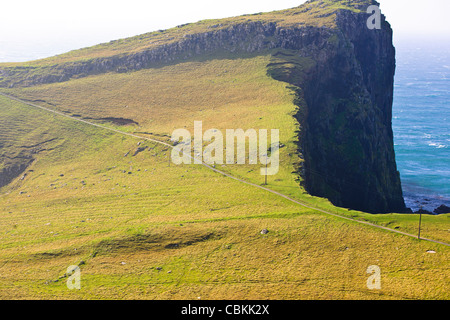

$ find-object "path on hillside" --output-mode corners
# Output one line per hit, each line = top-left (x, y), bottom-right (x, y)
(1, 91), (448, 247)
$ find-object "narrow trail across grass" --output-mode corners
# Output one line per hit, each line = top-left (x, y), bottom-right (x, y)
(1, 91), (448, 247)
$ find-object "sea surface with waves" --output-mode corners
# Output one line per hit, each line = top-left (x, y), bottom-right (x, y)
(393, 38), (450, 213)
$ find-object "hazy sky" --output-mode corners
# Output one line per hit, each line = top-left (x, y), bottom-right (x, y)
(0, 0), (449, 62)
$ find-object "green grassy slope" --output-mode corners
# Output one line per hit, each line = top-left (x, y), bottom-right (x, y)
(0, 0), (448, 300)
(0, 58), (448, 299)
(2, 51), (449, 242)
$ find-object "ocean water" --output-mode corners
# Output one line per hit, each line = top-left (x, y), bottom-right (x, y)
(393, 39), (450, 213)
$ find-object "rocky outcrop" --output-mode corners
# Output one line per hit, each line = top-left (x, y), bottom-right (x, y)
(434, 205), (450, 214)
(0, 22), (334, 87)
(0, 138), (56, 189)
(264, 5), (406, 213)
(0, 0), (406, 213)
(0, 161), (33, 189)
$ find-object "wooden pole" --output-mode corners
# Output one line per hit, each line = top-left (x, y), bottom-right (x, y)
(263, 154), (268, 185)
(418, 211), (422, 240)
(265, 161), (268, 185)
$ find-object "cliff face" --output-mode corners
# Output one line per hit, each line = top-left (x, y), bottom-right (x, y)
(0, 0), (406, 213)
(0, 22), (333, 87)
(265, 6), (406, 213)
(298, 10), (406, 213)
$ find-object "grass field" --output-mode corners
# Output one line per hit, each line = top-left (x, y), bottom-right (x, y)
(0, 51), (448, 299)
(0, 0), (448, 301)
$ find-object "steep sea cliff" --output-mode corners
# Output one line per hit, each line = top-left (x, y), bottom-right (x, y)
(0, 0), (407, 213)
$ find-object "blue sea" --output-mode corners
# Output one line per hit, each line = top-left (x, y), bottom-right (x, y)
(393, 38), (450, 213)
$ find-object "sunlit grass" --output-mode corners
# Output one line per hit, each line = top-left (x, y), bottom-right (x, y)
(0, 67), (449, 299)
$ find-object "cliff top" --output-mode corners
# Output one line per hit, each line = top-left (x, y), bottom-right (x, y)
(1, 0), (378, 67)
